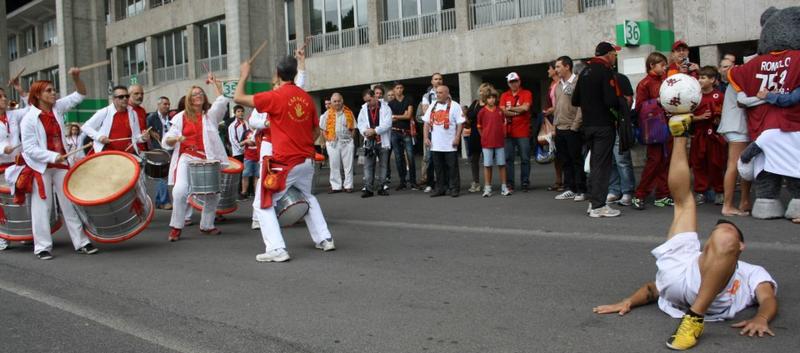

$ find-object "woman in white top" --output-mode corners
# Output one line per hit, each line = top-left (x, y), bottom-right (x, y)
(64, 123), (86, 165)
(0, 79), (29, 251)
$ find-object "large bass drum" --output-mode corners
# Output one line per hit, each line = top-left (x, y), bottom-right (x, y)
(189, 157), (243, 215)
(0, 165), (62, 241)
(275, 186), (309, 227)
(63, 151), (154, 243)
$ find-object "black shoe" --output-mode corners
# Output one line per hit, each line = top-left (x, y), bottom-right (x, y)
(77, 243), (99, 255)
(361, 191), (374, 198)
(239, 193), (249, 200)
(378, 189), (389, 196)
(450, 191), (459, 197)
(521, 183), (530, 192)
(430, 191), (446, 198)
(395, 184), (406, 191)
(328, 189), (342, 194)
(36, 251), (54, 260)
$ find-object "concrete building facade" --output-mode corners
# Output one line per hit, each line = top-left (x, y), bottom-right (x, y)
(1, 0), (793, 121)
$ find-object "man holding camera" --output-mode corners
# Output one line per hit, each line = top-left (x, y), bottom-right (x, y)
(668, 40), (700, 78)
(357, 88), (392, 198)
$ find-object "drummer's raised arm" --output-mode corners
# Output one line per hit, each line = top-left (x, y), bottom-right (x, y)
(233, 61), (254, 108)
(54, 68), (86, 118)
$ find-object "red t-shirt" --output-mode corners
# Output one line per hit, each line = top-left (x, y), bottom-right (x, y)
(728, 50), (800, 139)
(104, 111), (133, 152)
(667, 62), (699, 78)
(243, 130), (260, 161)
(477, 106), (505, 148)
(692, 89), (724, 135)
(179, 114), (205, 158)
(635, 72), (664, 108)
(499, 89), (533, 138)
(39, 111), (66, 155)
(253, 83), (317, 165)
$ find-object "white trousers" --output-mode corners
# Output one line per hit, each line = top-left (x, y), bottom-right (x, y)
(169, 154), (220, 230)
(31, 168), (89, 254)
(253, 159), (331, 251)
(326, 139), (354, 190)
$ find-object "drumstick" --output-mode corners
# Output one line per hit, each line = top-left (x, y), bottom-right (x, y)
(78, 60), (110, 72)
(62, 142), (93, 158)
(8, 67), (25, 87)
(248, 40), (269, 64)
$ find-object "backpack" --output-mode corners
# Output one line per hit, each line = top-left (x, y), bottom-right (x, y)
(636, 98), (670, 145)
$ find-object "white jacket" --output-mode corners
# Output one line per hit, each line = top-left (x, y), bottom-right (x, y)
(161, 95), (230, 185)
(20, 91), (85, 174)
(0, 95), (29, 165)
(357, 102), (392, 149)
(81, 104), (146, 155)
(227, 118), (247, 156)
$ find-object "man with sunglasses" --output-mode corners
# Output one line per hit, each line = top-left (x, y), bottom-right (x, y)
(82, 86), (149, 155)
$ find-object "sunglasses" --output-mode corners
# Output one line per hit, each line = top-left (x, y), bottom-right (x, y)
(114, 94), (130, 99)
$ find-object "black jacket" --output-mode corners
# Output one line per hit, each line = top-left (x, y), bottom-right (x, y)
(571, 57), (620, 127)
(146, 111), (168, 149)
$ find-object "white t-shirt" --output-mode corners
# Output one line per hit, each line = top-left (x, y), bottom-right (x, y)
(422, 100), (464, 152)
(651, 232), (777, 321)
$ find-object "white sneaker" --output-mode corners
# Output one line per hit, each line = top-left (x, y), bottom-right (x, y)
(695, 194), (706, 205)
(316, 239), (336, 252)
(619, 194), (633, 206)
(588, 205), (622, 218)
(587, 204), (592, 214)
(482, 185), (492, 198)
(501, 185), (511, 196)
(606, 194), (620, 203)
(0, 238), (7, 251)
(256, 248), (290, 262)
(251, 219), (260, 230)
(714, 193), (724, 205)
(574, 193), (587, 202)
(424, 186), (433, 193)
(555, 190), (576, 200)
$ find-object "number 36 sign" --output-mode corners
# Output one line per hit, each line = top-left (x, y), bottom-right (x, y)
(624, 20), (641, 47)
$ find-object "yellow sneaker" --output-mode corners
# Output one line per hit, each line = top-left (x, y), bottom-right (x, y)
(666, 314), (704, 350)
(668, 114), (693, 137)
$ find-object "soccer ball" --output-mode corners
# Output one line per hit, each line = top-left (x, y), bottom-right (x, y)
(659, 73), (702, 114)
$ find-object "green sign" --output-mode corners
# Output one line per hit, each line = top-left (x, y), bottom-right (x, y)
(623, 20), (641, 47)
(615, 20), (675, 52)
(130, 76), (138, 85)
(222, 80), (238, 98)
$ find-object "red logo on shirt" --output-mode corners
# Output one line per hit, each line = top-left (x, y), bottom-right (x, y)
(726, 280), (741, 295)
(288, 96), (311, 122)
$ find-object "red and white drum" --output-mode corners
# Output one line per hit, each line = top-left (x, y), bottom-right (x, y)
(63, 151), (154, 243)
(189, 157), (243, 215)
(0, 165), (62, 241)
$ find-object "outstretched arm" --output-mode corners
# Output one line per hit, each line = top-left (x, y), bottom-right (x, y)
(593, 281), (659, 315)
(233, 62), (255, 108)
(667, 134), (697, 238)
(731, 282), (777, 337)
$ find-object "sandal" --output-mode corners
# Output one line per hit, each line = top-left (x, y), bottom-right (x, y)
(547, 183), (564, 192)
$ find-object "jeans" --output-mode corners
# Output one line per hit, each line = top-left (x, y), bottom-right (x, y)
(155, 179), (171, 206)
(363, 148), (390, 192)
(432, 151), (460, 194)
(555, 129), (586, 193)
(391, 131), (416, 186)
(584, 126), (616, 209)
(608, 135), (636, 196)
(504, 137), (531, 187)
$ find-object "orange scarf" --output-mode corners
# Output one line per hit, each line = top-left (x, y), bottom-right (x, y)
(324, 107), (354, 142)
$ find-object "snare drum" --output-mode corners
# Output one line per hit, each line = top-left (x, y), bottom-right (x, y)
(63, 151), (154, 243)
(143, 149), (170, 179)
(0, 166), (62, 241)
(275, 186), (309, 227)
(188, 160), (221, 195)
(189, 157), (243, 214)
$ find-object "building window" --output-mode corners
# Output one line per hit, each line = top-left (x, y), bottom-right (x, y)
(285, 0), (296, 41)
(468, 0), (564, 29)
(42, 18), (57, 48)
(125, 0), (145, 17)
(155, 30), (188, 83)
(198, 19), (227, 74)
(23, 27), (36, 55)
(44, 67), (60, 93)
(8, 36), (18, 60)
(120, 41), (147, 86)
(150, 0), (173, 8)
(305, 0), (369, 53)
(380, 0), (456, 43)
(22, 73), (37, 91)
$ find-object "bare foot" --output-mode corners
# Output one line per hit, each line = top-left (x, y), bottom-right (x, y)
(739, 201), (752, 213)
(793, 218), (800, 224)
(722, 208), (749, 217)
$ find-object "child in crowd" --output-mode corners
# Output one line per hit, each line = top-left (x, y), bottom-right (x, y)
(240, 127), (260, 199)
(477, 88), (509, 197)
(632, 52), (672, 210)
(691, 66), (727, 205)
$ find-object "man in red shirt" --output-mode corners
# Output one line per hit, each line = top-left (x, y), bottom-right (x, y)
(129, 84), (149, 152)
(234, 55), (335, 263)
(499, 72), (533, 192)
(81, 85), (149, 154)
(667, 40), (700, 78)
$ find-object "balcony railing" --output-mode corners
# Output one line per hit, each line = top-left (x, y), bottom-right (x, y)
(580, 0), (615, 12)
(154, 63), (188, 84)
(119, 72), (148, 87)
(469, 0), (563, 29)
(196, 55), (227, 77)
(305, 26), (369, 55)
(286, 39), (297, 56)
(380, 9), (456, 44)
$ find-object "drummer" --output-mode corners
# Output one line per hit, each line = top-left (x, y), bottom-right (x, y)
(234, 55), (335, 263)
(129, 84), (149, 152)
(81, 85), (150, 154)
(15, 68), (98, 260)
(0, 77), (30, 251)
(162, 73), (229, 241)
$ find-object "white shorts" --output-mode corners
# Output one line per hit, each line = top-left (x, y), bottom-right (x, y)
(723, 132), (750, 143)
(651, 232), (703, 316)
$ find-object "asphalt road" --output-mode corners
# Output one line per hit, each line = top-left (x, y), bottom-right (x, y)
(1, 161), (798, 353)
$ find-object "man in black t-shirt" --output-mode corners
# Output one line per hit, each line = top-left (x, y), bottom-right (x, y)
(388, 82), (417, 190)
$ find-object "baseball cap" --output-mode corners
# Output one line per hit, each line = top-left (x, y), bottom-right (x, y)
(506, 72), (520, 82)
(594, 41), (621, 56)
(672, 40), (689, 51)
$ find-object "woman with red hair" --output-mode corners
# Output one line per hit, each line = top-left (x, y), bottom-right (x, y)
(16, 68), (96, 260)
(162, 73), (229, 241)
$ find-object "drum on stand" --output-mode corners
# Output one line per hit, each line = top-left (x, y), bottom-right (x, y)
(189, 157), (243, 215)
(63, 151), (154, 243)
(143, 149), (170, 179)
(0, 166), (62, 241)
(275, 186), (309, 227)
(188, 160), (220, 195)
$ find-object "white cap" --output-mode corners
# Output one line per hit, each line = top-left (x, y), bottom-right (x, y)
(506, 72), (520, 82)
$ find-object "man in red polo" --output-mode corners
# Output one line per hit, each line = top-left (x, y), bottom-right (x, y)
(234, 55), (335, 263)
(499, 72), (533, 192)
